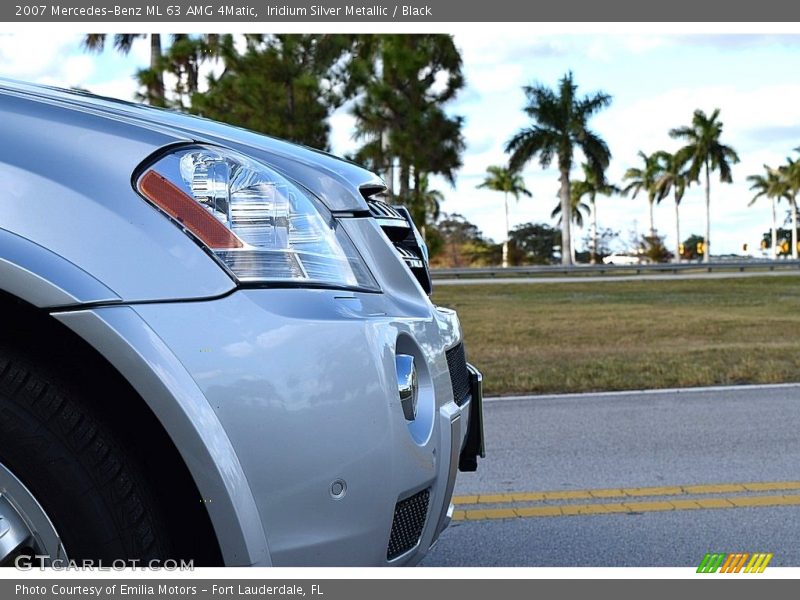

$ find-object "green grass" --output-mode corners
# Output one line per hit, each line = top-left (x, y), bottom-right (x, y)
(433, 277), (800, 396)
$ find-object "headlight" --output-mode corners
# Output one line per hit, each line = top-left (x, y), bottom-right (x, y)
(135, 145), (379, 291)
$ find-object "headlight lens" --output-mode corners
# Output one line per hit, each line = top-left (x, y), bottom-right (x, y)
(136, 145), (379, 291)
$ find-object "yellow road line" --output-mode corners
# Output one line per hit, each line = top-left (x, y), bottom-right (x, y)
(453, 480), (800, 505)
(452, 493), (800, 521)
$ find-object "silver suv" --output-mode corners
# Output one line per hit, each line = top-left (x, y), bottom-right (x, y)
(0, 79), (483, 567)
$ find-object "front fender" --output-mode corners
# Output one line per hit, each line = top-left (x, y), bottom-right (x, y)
(0, 227), (119, 308)
(52, 305), (271, 567)
(0, 93), (235, 304)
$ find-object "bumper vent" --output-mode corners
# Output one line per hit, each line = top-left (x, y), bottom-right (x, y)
(387, 488), (430, 560)
(367, 199), (433, 295)
(446, 343), (471, 407)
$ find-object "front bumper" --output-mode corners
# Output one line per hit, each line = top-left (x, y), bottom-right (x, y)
(460, 365), (486, 472)
(428, 363), (484, 546)
(110, 288), (482, 566)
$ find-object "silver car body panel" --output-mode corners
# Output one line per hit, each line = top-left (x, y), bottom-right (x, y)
(0, 78), (378, 213)
(0, 89), (236, 304)
(130, 287), (462, 565)
(52, 307), (271, 567)
(0, 80), (475, 566)
(0, 227), (120, 307)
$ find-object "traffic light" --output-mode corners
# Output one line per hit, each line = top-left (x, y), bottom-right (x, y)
(742, 243), (748, 252)
(761, 239), (768, 250)
(679, 243), (685, 255)
(697, 241), (705, 255)
(781, 241), (790, 254)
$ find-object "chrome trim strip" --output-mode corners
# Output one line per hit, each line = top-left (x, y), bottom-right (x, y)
(434, 413), (461, 539)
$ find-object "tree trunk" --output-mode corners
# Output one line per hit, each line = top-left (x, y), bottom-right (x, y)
(771, 196), (778, 260)
(559, 168), (572, 265)
(648, 196), (655, 237)
(704, 160), (711, 263)
(399, 161), (410, 204)
(674, 196), (681, 263)
(381, 130), (394, 196)
(412, 167), (423, 226)
(590, 197), (597, 265)
(286, 79), (295, 141)
(149, 34), (165, 107)
(792, 195), (798, 260)
(502, 191), (510, 268)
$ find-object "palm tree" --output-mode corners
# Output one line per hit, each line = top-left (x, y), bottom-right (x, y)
(777, 151), (800, 259)
(551, 192), (591, 227)
(747, 166), (789, 259)
(551, 189), (591, 263)
(653, 150), (690, 261)
(505, 71), (612, 265)
(622, 151), (664, 237)
(572, 163), (619, 263)
(83, 34), (165, 106)
(669, 109), (740, 263)
(477, 166), (532, 267)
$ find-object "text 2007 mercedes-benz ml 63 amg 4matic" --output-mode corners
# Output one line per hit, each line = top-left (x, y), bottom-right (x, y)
(0, 79), (483, 567)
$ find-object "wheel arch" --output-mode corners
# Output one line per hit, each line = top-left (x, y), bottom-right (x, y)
(0, 290), (270, 566)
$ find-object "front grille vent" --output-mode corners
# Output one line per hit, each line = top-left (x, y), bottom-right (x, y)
(367, 199), (433, 295)
(395, 245), (424, 269)
(366, 198), (409, 242)
(446, 343), (471, 407)
(387, 488), (430, 560)
(367, 199), (405, 220)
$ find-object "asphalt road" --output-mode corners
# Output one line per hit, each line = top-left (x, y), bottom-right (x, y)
(422, 384), (800, 567)
(434, 270), (800, 285)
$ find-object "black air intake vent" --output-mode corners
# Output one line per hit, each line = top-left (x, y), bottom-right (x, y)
(366, 199), (410, 242)
(446, 342), (471, 407)
(367, 200), (433, 295)
(387, 488), (430, 560)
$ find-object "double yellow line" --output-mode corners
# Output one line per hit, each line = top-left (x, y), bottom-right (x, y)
(451, 480), (800, 521)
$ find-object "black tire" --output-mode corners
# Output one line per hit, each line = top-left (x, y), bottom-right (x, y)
(0, 345), (172, 563)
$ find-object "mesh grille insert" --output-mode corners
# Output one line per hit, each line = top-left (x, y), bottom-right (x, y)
(387, 488), (430, 560)
(446, 343), (471, 407)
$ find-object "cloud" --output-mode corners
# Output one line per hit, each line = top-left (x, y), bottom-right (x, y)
(0, 32), (85, 80)
(450, 85), (481, 109)
(0, 33), (158, 102)
(577, 34), (800, 60)
(744, 124), (800, 146)
(455, 34), (568, 68)
(86, 76), (139, 101)
(328, 105), (358, 155)
(674, 34), (800, 50)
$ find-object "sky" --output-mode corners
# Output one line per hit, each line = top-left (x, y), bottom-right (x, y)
(3, 32), (800, 255)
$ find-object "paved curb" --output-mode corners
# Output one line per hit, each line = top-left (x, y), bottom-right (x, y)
(485, 382), (800, 403)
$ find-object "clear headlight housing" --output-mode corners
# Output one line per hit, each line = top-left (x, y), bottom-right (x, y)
(136, 145), (379, 291)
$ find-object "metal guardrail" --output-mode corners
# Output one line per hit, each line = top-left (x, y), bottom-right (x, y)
(431, 259), (800, 279)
